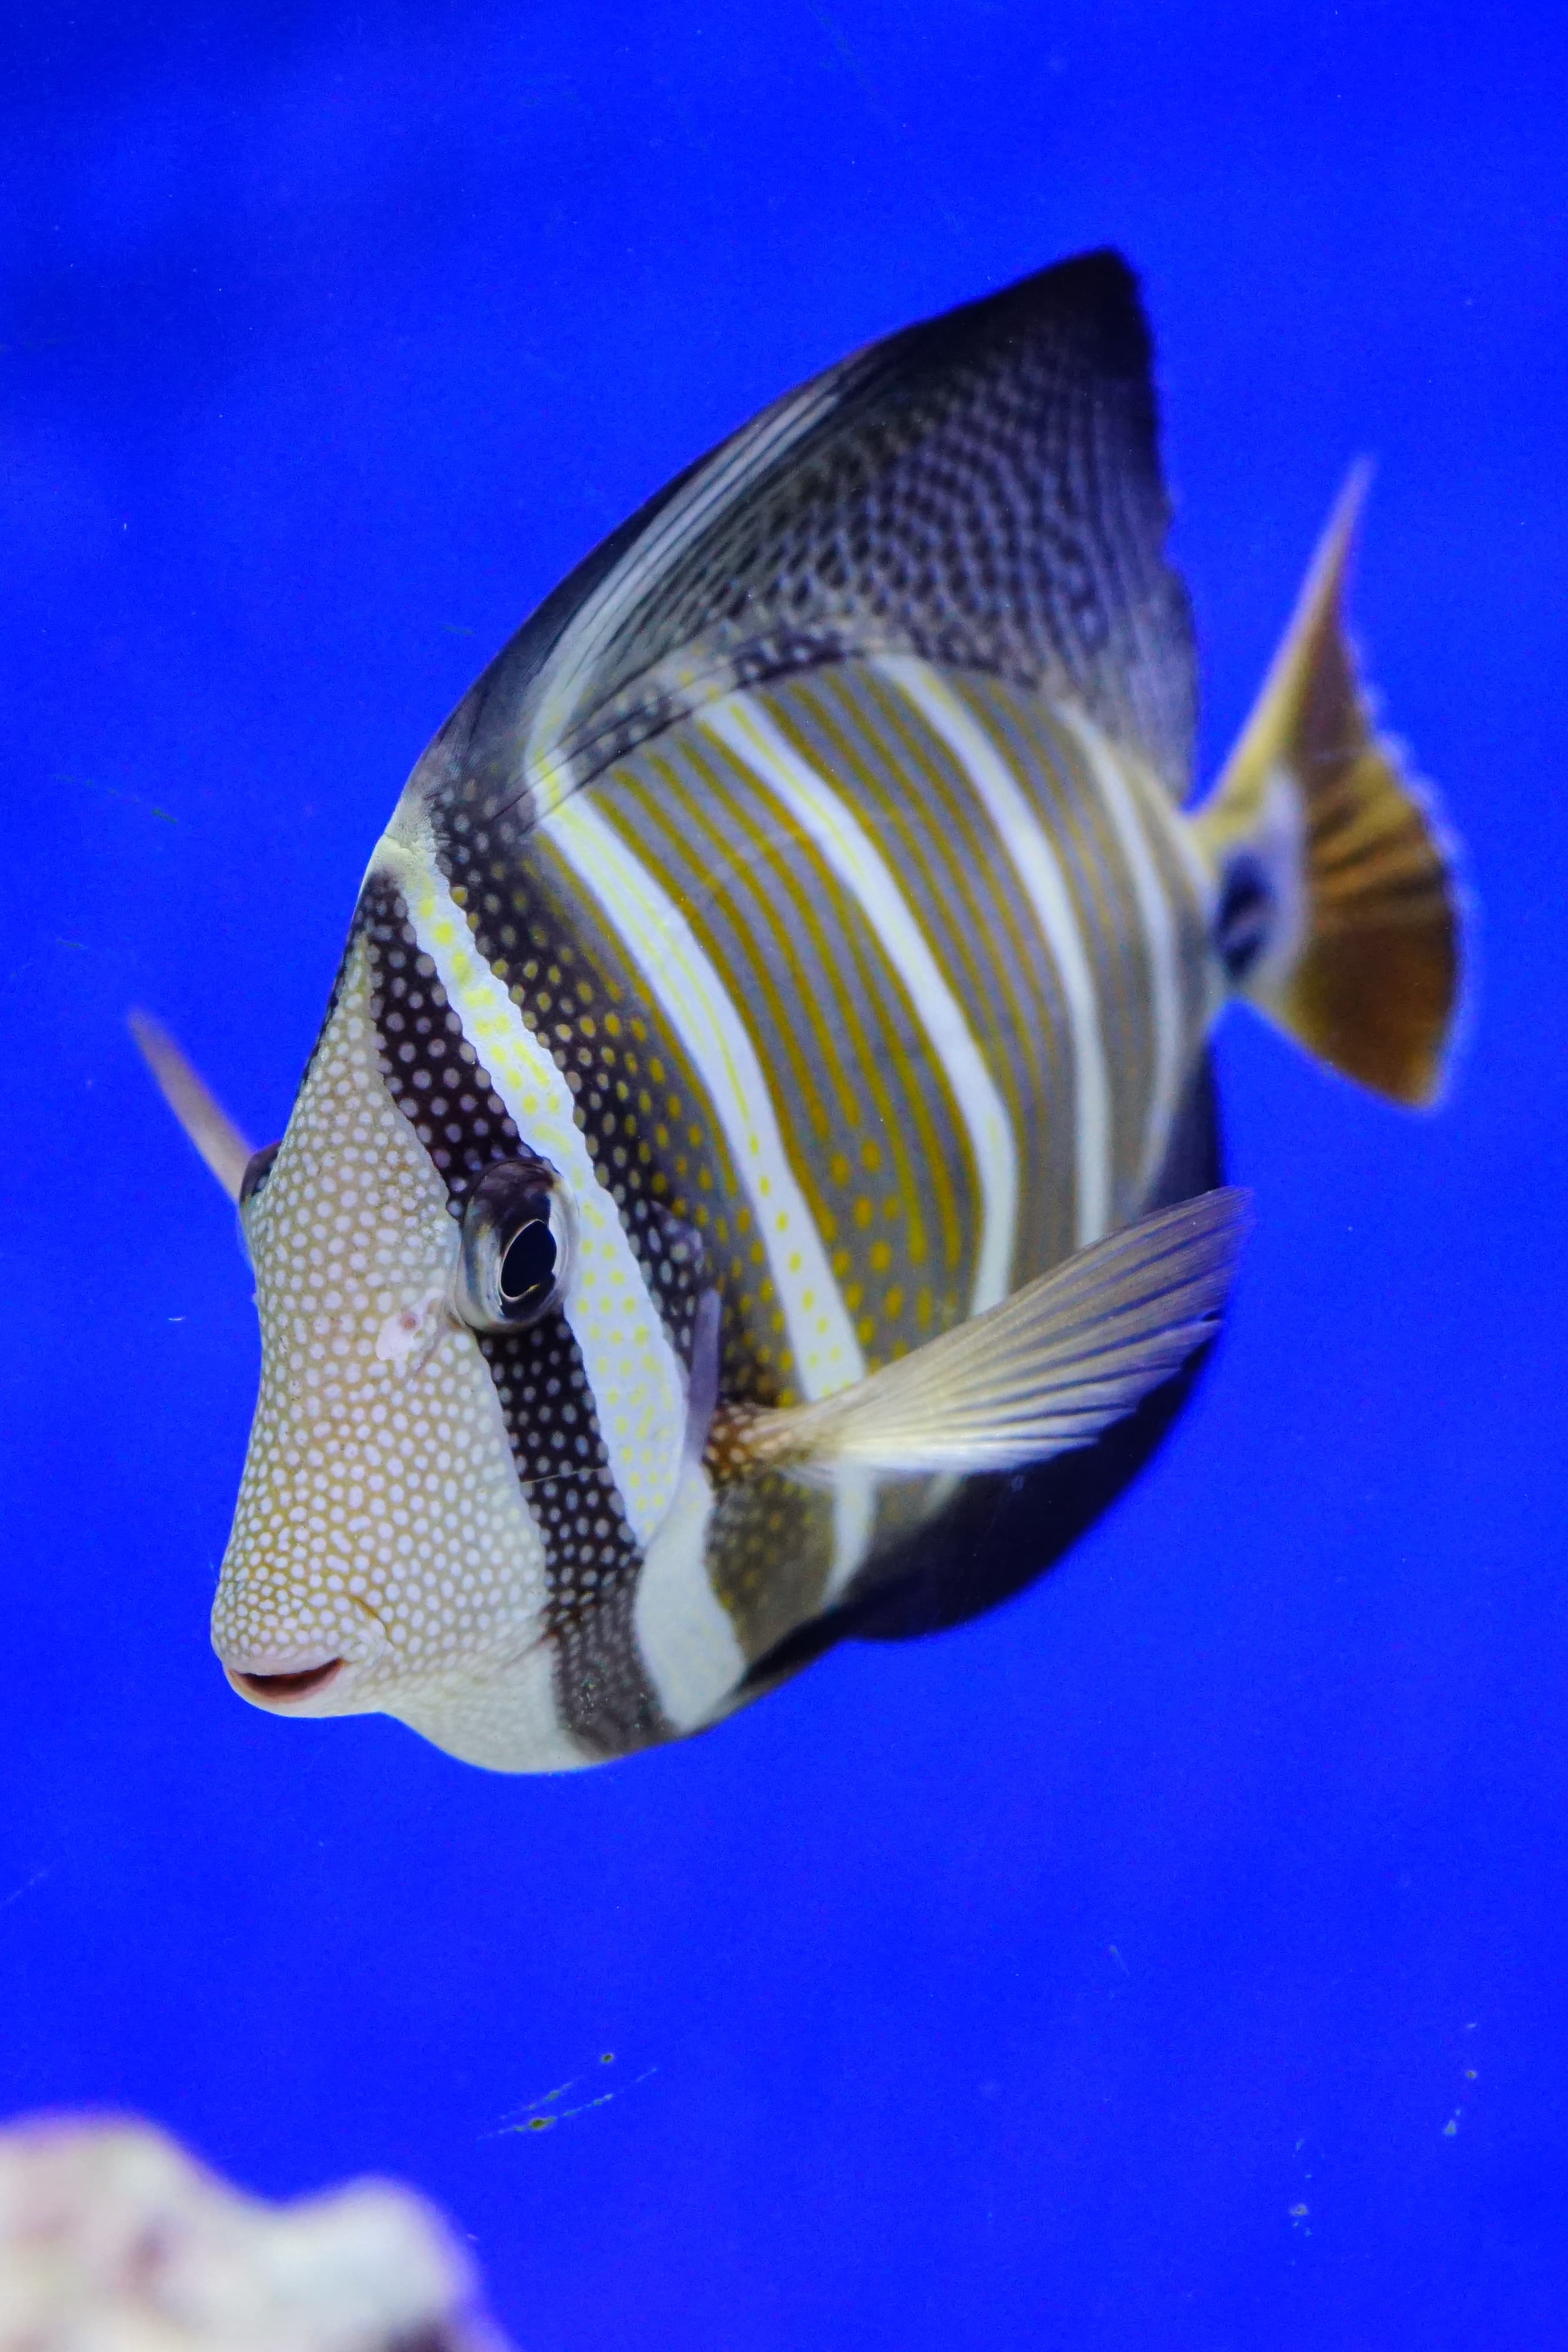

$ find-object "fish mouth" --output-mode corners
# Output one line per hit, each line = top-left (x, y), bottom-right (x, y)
(227, 1659), (345, 1705)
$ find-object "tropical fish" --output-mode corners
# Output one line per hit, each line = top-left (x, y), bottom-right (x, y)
(136, 250), (1462, 1772)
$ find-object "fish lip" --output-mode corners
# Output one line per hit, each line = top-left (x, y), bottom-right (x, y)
(225, 1658), (345, 1707)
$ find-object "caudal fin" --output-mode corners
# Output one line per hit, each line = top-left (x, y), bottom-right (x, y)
(1195, 469), (1463, 1105)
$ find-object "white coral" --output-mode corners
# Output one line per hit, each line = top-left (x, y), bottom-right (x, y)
(0, 2115), (511, 2352)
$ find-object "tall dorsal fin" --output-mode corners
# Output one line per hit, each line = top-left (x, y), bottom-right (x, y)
(400, 250), (1196, 847)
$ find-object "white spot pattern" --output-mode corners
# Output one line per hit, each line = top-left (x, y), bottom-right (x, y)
(211, 937), (577, 1766)
(377, 833), (687, 1547)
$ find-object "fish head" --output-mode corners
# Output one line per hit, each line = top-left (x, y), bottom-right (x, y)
(193, 834), (705, 1771)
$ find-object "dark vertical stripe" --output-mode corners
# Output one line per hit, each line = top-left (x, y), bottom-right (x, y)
(359, 872), (670, 1759)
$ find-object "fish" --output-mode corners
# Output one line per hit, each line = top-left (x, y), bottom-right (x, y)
(135, 249), (1463, 1773)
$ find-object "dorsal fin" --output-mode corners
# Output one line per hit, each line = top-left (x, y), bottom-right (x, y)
(400, 250), (1196, 845)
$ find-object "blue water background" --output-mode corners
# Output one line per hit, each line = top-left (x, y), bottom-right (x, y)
(3, 5), (1565, 2344)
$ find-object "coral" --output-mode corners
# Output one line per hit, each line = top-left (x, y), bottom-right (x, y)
(0, 2114), (512, 2352)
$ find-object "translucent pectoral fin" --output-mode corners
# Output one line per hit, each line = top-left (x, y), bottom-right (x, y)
(723, 1188), (1251, 1481)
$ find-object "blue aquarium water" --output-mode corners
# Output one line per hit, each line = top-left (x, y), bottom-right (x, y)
(3, 4), (1565, 2344)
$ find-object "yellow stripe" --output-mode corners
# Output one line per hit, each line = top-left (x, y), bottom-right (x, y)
(688, 726), (967, 1345)
(540, 790), (864, 1402)
(779, 673), (1044, 1187)
(877, 659), (1111, 1248)
(704, 692), (1017, 1313)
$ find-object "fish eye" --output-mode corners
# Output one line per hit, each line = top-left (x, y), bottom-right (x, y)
(239, 1142), (280, 1208)
(454, 1158), (576, 1334)
(499, 1215), (556, 1308)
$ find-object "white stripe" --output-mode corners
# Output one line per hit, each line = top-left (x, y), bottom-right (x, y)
(540, 794), (865, 1404)
(703, 692), (1019, 1314)
(633, 1460), (745, 1730)
(873, 658), (1112, 1248)
(1054, 705), (1183, 1200)
(1144, 765), (1229, 1032)
(374, 834), (687, 1548)
(823, 1469), (878, 1603)
(523, 377), (844, 815)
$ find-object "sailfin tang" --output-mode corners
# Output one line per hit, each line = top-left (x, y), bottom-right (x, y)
(1195, 469), (1463, 1105)
(129, 1010), (254, 1202)
(720, 1188), (1250, 1480)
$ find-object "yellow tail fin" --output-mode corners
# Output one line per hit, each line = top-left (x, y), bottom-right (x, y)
(1195, 468), (1463, 1106)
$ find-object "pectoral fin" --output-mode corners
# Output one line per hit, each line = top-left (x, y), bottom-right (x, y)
(129, 1010), (254, 1202)
(720, 1188), (1251, 1481)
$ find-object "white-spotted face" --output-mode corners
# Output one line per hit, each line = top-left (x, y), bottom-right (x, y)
(210, 931), (584, 1772)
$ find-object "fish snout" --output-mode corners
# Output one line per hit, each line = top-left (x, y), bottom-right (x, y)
(225, 1657), (346, 1709)
(214, 1614), (390, 1713)
(212, 1576), (397, 1716)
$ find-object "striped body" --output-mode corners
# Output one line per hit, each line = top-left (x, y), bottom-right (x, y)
(354, 662), (1221, 1753)
(206, 253), (1334, 1775)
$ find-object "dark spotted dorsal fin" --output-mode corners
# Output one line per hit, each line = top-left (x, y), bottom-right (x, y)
(403, 249), (1196, 841)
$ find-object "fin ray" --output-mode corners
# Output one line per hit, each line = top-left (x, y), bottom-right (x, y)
(1196, 470), (1463, 1105)
(403, 250), (1198, 844)
(721, 1188), (1250, 1479)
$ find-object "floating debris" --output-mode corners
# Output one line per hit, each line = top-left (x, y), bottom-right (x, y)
(489, 2049), (656, 2140)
